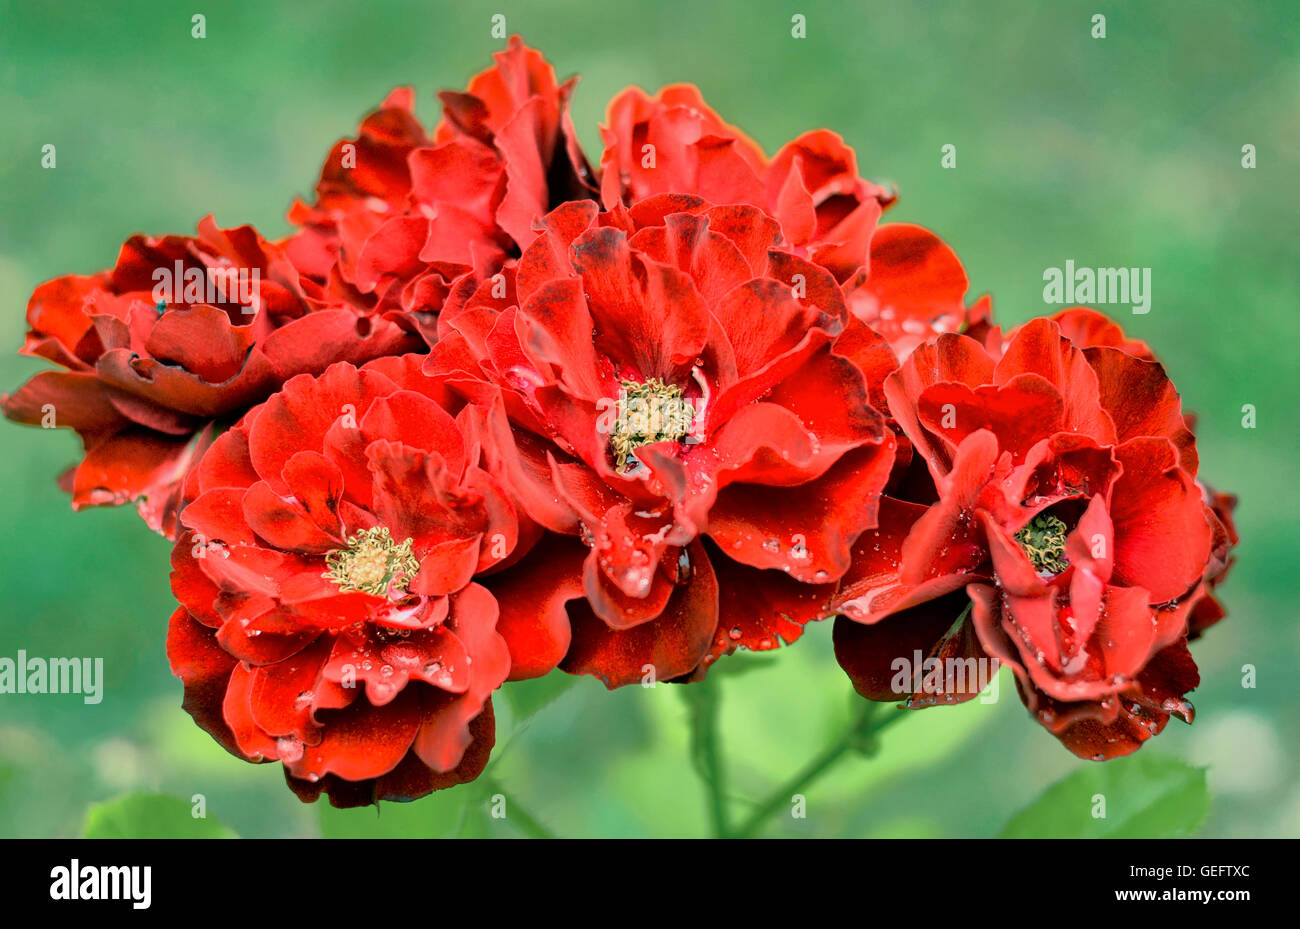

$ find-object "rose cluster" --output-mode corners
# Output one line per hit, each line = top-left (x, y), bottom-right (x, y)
(3, 39), (1236, 805)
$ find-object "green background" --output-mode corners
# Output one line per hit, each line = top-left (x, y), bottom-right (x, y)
(0, 0), (1295, 838)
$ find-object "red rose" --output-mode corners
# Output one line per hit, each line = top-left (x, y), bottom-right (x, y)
(599, 84), (894, 282)
(598, 87), (989, 360)
(832, 315), (1233, 757)
(1, 218), (417, 537)
(845, 223), (990, 359)
(284, 37), (595, 340)
(428, 195), (897, 686)
(167, 355), (541, 805)
(974, 306), (1157, 361)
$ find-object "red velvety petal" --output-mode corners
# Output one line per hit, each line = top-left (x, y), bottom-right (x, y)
(884, 332), (996, 480)
(832, 313), (899, 415)
(994, 318), (1117, 446)
(1, 370), (129, 433)
(1109, 438), (1212, 602)
(1084, 345), (1197, 474)
(693, 549), (836, 676)
(284, 701), (494, 807)
(143, 303), (259, 385)
(707, 439), (895, 583)
(850, 223), (968, 354)
(181, 486), (258, 549)
(514, 278), (609, 401)
(1051, 308), (1154, 360)
(222, 663), (280, 762)
(242, 459), (345, 555)
(412, 583), (510, 772)
(833, 590), (990, 706)
(709, 402), (834, 486)
(896, 431), (1002, 585)
(364, 440), (481, 550)
(246, 634), (333, 745)
(411, 536), (482, 597)
(248, 362), (398, 493)
(1021, 640), (1198, 760)
(710, 279), (830, 381)
(833, 495), (983, 622)
(579, 501), (680, 625)
(166, 607), (240, 756)
(493, 94), (561, 251)
(286, 684), (423, 782)
(476, 395), (580, 534)
(72, 428), (209, 537)
(359, 388), (466, 474)
(260, 308), (421, 382)
(571, 227), (710, 381)
(756, 348), (889, 475)
(217, 607), (321, 667)
(561, 540), (719, 688)
(18, 273), (108, 367)
(311, 85), (429, 207)
(515, 199), (597, 303)
(483, 535), (584, 680)
(628, 210), (754, 306)
(194, 427), (259, 494)
(917, 375), (1065, 468)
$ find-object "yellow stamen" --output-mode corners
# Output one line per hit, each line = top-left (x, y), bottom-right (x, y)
(609, 378), (695, 471)
(1014, 513), (1070, 575)
(322, 527), (419, 596)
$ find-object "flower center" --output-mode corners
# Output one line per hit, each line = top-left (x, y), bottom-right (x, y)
(609, 378), (695, 471)
(1014, 513), (1070, 575)
(322, 526), (419, 596)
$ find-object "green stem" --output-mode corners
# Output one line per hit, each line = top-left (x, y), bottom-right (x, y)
(733, 699), (907, 839)
(682, 675), (731, 838)
(484, 778), (555, 839)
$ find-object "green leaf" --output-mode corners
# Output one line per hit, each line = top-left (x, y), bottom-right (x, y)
(1000, 754), (1209, 838)
(82, 793), (237, 838)
(710, 652), (780, 680)
(501, 672), (577, 723)
(318, 785), (471, 838)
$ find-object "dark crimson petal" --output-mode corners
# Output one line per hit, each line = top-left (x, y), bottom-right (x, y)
(849, 223), (968, 355)
(884, 332), (996, 479)
(166, 608), (239, 756)
(833, 590), (987, 705)
(483, 536), (584, 681)
(287, 684), (423, 782)
(1109, 438), (1212, 602)
(1084, 345), (1197, 474)
(247, 634), (333, 744)
(285, 701), (495, 808)
(694, 549), (836, 675)
(411, 583), (510, 772)
(561, 540), (719, 688)
(917, 375), (1065, 467)
(833, 496), (981, 622)
(707, 439), (895, 583)
(1, 370), (128, 432)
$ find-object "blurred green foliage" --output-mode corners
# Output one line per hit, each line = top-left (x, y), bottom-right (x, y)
(0, 0), (1295, 838)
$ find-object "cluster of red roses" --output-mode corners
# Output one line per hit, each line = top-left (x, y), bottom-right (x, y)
(3, 39), (1236, 806)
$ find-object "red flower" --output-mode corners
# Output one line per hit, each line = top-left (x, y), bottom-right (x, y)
(831, 315), (1234, 758)
(975, 306), (1156, 362)
(599, 85), (894, 282)
(845, 223), (990, 359)
(429, 195), (897, 686)
(1, 218), (417, 537)
(284, 37), (594, 340)
(597, 87), (987, 360)
(167, 355), (541, 805)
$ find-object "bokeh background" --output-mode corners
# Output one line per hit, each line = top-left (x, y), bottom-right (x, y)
(0, 0), (1296, 838)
